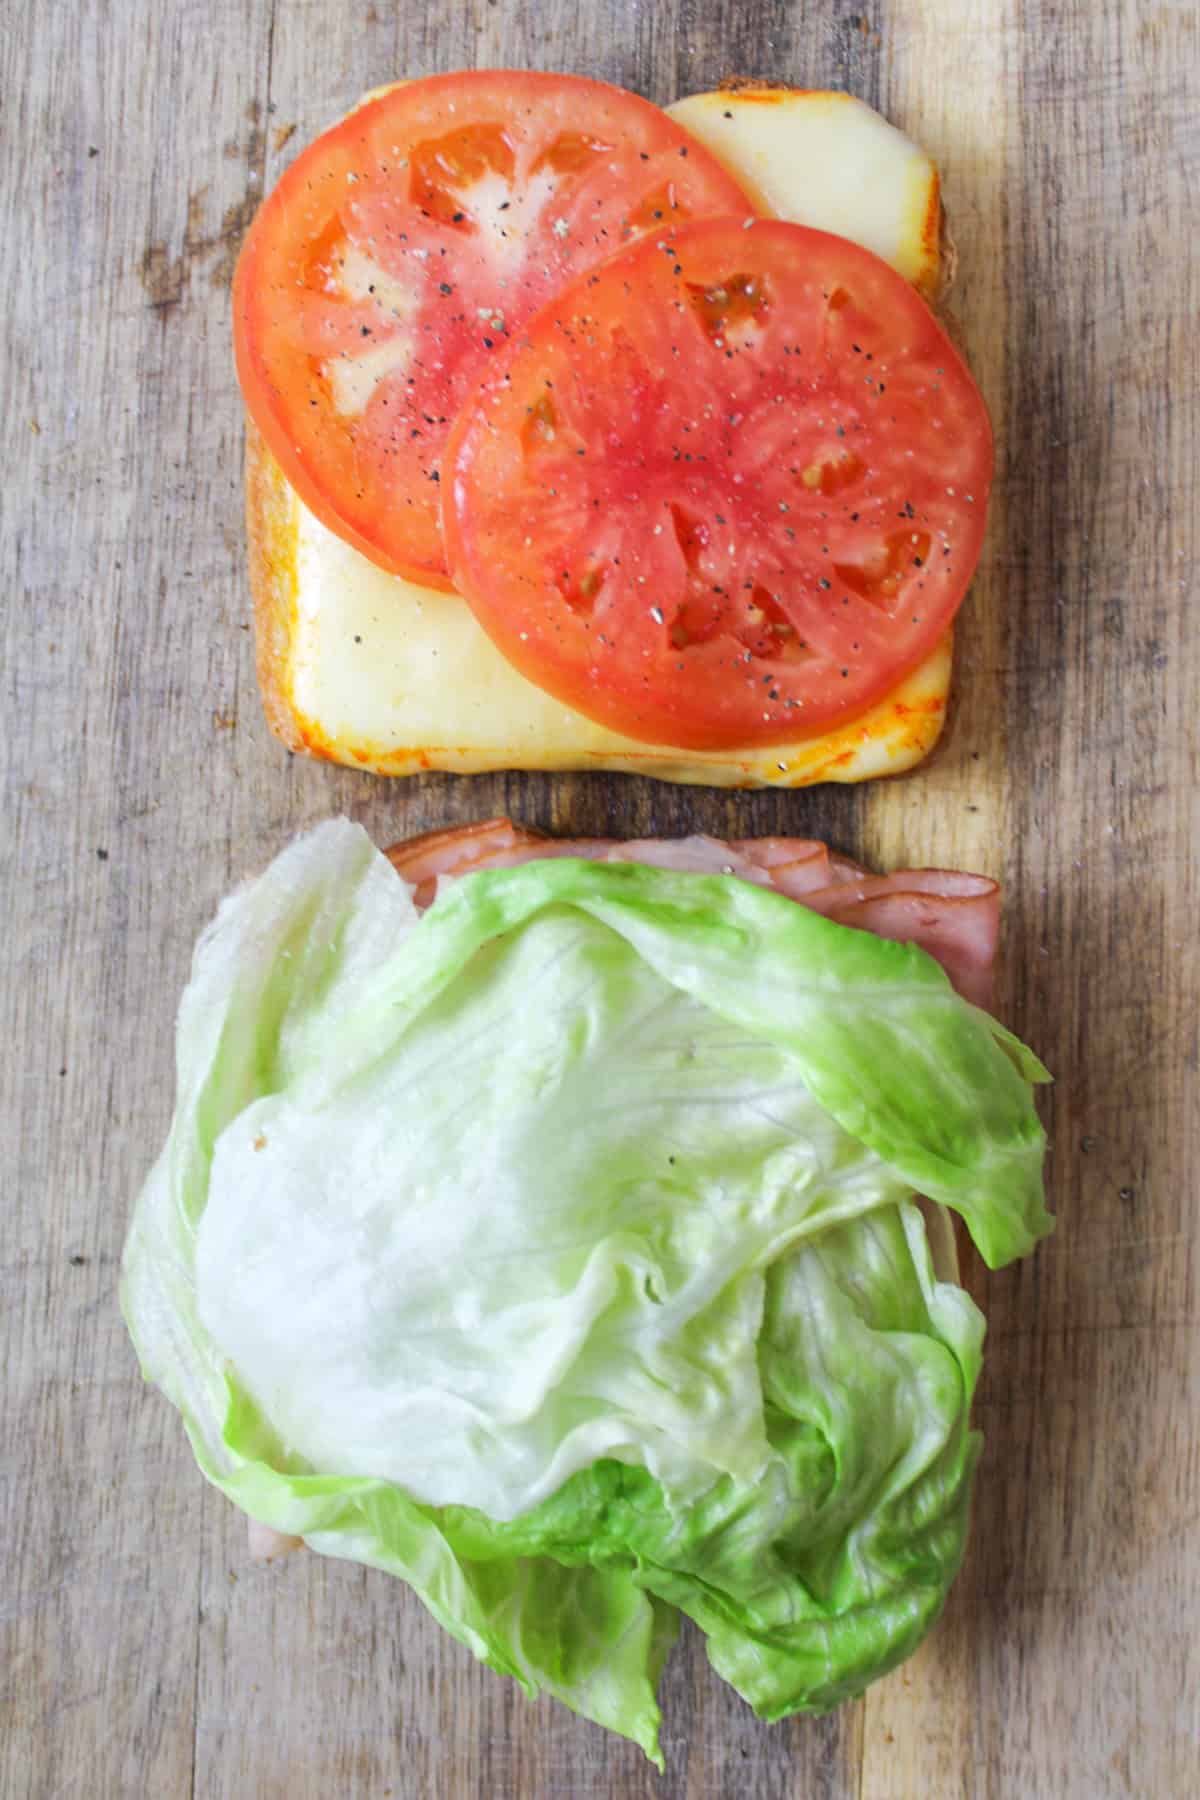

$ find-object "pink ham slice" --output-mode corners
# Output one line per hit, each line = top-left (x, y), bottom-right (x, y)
(384, 821), (1000, 1008)
(247, 1520), (304, 1561)
(386, 819), (545, 909)
(795, 871), (999, 1009)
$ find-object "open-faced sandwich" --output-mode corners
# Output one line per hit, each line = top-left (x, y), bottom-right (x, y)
(237, 74), (992, 785)
(122, 822), (1051, 1763)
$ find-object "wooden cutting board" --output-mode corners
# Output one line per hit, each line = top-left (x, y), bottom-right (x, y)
(3, 2), (1196, 1794)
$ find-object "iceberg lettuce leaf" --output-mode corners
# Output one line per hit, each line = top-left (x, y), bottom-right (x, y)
(122, 822), (1050, 1763)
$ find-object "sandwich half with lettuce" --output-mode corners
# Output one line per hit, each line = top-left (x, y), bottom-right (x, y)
(122, 818), (1052, 1765)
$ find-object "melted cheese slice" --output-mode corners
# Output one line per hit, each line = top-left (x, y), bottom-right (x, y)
(263, 87), (952, 786)
(666, 88), (943, 298)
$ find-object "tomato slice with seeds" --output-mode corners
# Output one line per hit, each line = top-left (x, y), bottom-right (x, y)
(232, 72), (753, 587)
(444, 219), (993, 746)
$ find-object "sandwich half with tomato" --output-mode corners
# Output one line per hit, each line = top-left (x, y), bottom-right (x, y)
(236, 73), (993, 785)
(122, 819), (1051, 1763)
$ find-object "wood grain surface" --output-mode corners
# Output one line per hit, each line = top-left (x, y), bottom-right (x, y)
(3, 1), (1196, 1795)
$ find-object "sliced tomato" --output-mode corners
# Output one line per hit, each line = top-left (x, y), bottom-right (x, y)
(444, 219), (993, 747)
(233, 72), (752, 587)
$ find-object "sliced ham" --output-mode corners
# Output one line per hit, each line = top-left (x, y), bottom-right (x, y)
(731, 838), (866, 897)
(603, 836), (773, 887)
(247, 1520), (304, 1561)
(385, 820), (1000, 1007)
(385, 819), (544, 908)
(796, 871), (1000, 1008)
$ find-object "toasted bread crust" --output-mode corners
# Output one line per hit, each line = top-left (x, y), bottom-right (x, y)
(246, 420), (304, 753)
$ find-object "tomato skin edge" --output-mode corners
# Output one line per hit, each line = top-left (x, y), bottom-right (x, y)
(441, 411), (939, 755)
(443, 218), (993, 752)
(232, 234), (458, 591)
(231, 69), (754, 593)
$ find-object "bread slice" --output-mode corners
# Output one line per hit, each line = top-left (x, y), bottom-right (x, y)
(248, 86), (958, 786)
